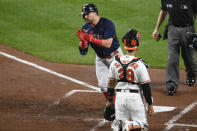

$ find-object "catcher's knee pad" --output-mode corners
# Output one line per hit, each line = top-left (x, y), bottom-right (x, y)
(124, 121), (142, 131)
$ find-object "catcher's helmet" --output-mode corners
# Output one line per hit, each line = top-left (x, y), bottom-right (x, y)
(81, 3), (98, 19)
(122, 29), (140, 50)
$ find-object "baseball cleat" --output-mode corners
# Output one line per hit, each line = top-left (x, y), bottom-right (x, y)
(186, 76), (196, 86)
(167, 86), (176, 96)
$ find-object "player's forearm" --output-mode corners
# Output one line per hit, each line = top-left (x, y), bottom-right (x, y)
(141, 82), (153, 105)
(101, 38), (113, 48)
(107, 79), (116, 103)
(83, 31), (113, 48)
(90, 37), (113, 48)
(155, 10), (167, 30)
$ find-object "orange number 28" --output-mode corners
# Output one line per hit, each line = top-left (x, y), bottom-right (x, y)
(118, 68), (134, 82)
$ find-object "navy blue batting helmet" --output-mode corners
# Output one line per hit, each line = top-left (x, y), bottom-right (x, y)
(81, 3), (98, 19)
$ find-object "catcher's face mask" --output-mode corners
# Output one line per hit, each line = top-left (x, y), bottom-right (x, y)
(122, 29), (140, 50)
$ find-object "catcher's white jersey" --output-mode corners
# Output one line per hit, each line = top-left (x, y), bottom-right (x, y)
(108, 55), (151, 129)
(108, 55), (150, 90)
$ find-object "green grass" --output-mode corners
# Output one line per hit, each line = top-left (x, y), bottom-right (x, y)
(0, 0), (196, 68)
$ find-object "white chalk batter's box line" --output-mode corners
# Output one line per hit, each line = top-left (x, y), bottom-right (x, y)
(0, 51), (197, 131)
(166, 123), (197, 128)
(0, 51), (103, 131)
(164, 100), (197, 131)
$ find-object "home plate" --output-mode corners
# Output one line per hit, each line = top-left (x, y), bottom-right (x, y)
(153, 106), (176, 113)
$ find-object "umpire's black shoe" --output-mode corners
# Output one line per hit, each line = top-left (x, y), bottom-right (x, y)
(167, 86), (176, 96)
(186, 76), (196, 86)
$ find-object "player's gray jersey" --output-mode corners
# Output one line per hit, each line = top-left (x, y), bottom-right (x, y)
(108, 55), (150, 90)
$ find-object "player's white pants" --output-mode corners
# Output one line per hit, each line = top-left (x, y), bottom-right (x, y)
(95, 47), (123, 92)
(115, 92), (147, 128)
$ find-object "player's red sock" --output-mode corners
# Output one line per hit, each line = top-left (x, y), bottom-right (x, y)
(103, 92), (116, 104)
(103, 92), (108, 99)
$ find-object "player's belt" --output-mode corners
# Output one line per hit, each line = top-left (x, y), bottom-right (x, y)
(173, 23), (193, 27)
(105, 51), (119, 59)
(116, 89), (139, 93)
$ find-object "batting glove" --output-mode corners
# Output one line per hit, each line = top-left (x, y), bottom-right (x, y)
(77, 29), (86, 42)
(79, 41), (88, 48)
(83, 31), (102, 46)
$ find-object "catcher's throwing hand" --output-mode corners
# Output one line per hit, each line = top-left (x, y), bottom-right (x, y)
(103, 102), (115, 121)
(147, 105), (154, 116)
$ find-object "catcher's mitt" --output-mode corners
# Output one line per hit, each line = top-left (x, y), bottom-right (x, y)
(103, 105), (115, 121)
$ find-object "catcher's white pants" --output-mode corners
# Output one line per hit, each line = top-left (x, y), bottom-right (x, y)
(115, 91), (147, 128)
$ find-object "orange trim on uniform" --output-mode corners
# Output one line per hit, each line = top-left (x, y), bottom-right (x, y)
(140, 80), (151, 84)
(129, 125), (141, 130)
(134, 57), (139, 59)
(124, 46), (138, 50)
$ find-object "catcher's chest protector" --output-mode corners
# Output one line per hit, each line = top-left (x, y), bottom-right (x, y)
(115, 55), (141, 84)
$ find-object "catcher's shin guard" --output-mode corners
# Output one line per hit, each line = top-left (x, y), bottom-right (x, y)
(125, 121), (142, 131)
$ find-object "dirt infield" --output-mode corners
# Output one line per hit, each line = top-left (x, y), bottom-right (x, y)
(0, 44), (197, 131)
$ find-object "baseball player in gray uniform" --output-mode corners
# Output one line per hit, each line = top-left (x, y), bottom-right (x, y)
(77, 3), (123, 101)
(106, 29), (154, 131)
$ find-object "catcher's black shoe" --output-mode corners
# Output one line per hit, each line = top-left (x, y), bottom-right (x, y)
(186, 76), (196, 86)
(167, 86), (176, 96)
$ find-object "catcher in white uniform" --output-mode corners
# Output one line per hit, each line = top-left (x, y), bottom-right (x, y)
(105, 29), (154, 131)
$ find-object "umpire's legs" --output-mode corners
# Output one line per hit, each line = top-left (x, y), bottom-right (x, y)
(166, 25), (180, 89)
(179, 25), (197, 77)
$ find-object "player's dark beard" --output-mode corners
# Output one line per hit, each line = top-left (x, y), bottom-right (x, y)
(85, 18), (93, 24)
(84, 19), (89, 24)
(85, 20), (90, 24)
(86, 20), (91, 24)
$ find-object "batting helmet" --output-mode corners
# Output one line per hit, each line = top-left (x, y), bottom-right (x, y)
(81, 3), (98, 19)
(122, 29), (140, 50)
